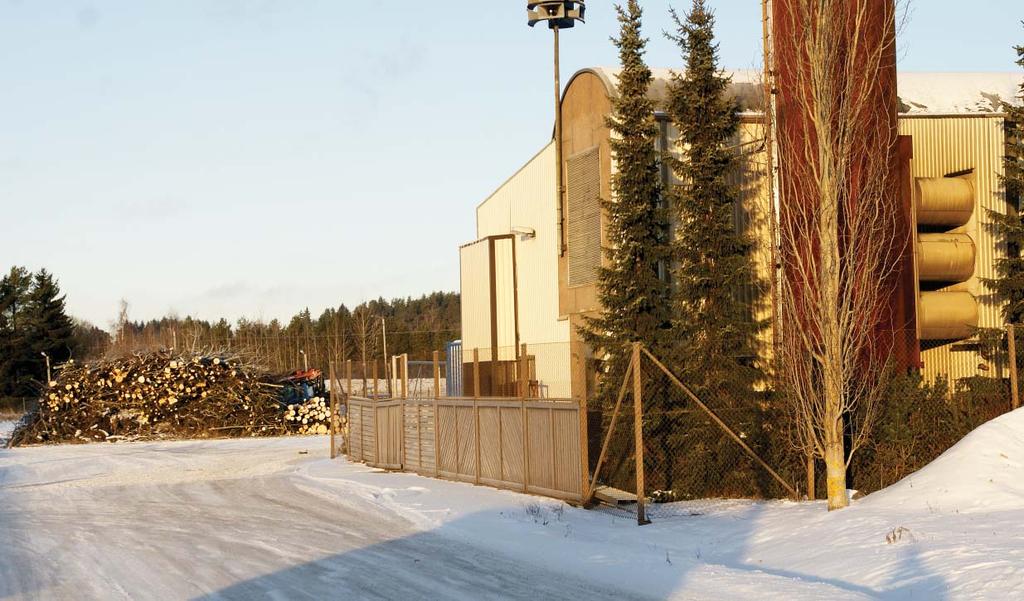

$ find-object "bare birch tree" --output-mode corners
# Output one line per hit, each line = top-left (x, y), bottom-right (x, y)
(774, 0), (906, 510)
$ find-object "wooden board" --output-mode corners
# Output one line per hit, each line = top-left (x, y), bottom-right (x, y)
(592, 485), (637, 506)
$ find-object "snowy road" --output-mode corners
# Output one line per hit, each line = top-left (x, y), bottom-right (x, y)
(3, 412), (1024, 600)
(0, 438), (641, 600)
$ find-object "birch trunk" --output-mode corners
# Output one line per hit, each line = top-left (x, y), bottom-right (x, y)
(823, 419), (848, 510)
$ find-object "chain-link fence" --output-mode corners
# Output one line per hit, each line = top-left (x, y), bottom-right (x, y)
(588, 344), (798, 524)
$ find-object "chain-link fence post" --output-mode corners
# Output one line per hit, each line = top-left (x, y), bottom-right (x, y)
(632, 343), (649, 525)
(330, 361), (338, 459)
(1008, 324), (1019, 410)
(433, 350), (441, 398)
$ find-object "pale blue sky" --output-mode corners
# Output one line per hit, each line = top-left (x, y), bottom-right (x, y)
(1, 1), (1021, 328)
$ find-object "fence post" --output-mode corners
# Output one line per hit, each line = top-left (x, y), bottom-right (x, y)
(434, 398), (440, 477)
(433, 350), (441, 398)
(475, 399), (481, 485)
(632, 343), (649, 525)
(1008, 324), (1019, 410)
(401, 354), (409, 400)
(372, 360), (379, 399)
(473, 348), (481, 399)
(329, 361), (337, 459)
(520, 343), (529, 398)
(391, 356), (398, 397)
(522, 397), (530, 493)
(576, 349), (590, 502)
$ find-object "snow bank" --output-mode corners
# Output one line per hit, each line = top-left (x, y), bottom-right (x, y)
(864, 407), (1024, 513)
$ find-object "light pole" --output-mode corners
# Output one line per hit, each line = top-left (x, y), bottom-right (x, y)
(527, 1), (585, 256)
(41, 352), (51, 384)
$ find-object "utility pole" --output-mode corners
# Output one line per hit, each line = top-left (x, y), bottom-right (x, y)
(528, 2), (585, 255)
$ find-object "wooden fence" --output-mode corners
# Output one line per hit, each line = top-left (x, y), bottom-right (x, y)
(346, 396), (587, 503)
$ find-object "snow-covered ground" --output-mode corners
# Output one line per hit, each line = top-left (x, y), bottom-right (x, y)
(2, 410), (1023, 600)
(0, 420), (16, 445)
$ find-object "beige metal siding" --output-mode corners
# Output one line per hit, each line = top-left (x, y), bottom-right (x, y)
(468, 141), (572, 395)
(493, 237), (517, 357)
(459, 239), (491, 352)
(899, 115), (1008, 381)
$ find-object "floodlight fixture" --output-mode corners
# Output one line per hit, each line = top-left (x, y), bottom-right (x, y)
(527, 1), (585, 29)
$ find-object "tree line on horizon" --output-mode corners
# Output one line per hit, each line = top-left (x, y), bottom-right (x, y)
(1, 264), (460, 400)
(108, 291), (461, 375)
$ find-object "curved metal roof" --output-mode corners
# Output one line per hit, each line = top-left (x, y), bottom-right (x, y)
(570, 67), (1023, 115)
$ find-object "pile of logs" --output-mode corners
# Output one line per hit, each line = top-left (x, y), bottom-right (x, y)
(283, 396), (330, 435)
(8, 350), (301, 446)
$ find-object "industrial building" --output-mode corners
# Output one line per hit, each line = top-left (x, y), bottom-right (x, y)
(460, 66), (1022, 398)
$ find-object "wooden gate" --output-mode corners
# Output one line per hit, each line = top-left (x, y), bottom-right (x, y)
(346, 396), (586, 503)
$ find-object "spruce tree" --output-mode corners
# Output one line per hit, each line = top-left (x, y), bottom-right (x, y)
(985, 31), (1024, 322)
(666, 0), (764, 389)
(26, 269), (75, 371)
(0, 267), (37, 398)
(980, 30), (1024, 391)
(581, 1), (673, 409)
(662, 1), (767, 495)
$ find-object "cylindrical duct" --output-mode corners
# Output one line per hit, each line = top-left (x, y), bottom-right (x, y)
(916, 178), (974, 227)
(919, 291), (978, 340)
(918, 233), (975, 282)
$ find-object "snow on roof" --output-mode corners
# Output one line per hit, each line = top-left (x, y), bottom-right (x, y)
(896, 72), (1023, 114)
(586, 67), (1023, 115)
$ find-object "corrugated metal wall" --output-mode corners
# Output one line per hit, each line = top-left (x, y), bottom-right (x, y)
(899, 115), (1008, 383)
(734, 120), (777, 366)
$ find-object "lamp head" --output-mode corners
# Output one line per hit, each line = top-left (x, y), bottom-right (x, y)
(527, 1), (585, 29)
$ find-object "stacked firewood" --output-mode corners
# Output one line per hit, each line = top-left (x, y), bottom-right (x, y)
(8, 350), (293, 446)
(283, 396), (330, 435)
